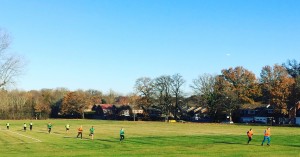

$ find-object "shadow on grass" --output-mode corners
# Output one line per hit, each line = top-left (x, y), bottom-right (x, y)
(214, 141), (241, 145)
(96, 139), (117, 143)
(64, 136), (94, 140)
(283, 144), (300, 148)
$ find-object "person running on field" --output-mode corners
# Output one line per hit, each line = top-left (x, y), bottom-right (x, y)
(77, 126), (83, 139)
(23, 123), (27, 131)
(47, 122), (52, 133)
(6, 123), (9, 130)
(65, 124), (70, 133)
(247, 128), (253, 144)
(261, 127), (271, 146)
(120, 127), (125, 142)
(89, 126), (95, 140)
(30, 121), (33, 131)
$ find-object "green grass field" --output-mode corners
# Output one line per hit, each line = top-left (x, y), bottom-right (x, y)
(0, 119), (299, 157)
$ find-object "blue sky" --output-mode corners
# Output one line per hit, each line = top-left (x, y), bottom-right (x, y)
(1, 0), (299, 95)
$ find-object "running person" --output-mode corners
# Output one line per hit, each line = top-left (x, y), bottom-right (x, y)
(77, 126), (83, 139)
(47, 122), (52, 133)
(65, 124), (70, 133)
(261, 127), (271, 146)
(6, 123), (9, 130)
(89, 126), (95, 140)
(120, 127), (125, 142)
(30, 122), (33, 131)
(23, 123), (27, 131)
(247, 128), (253, 144)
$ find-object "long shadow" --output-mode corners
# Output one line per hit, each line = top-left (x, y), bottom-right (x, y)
(53, 132), (61, 135)
(67, 137), (92, 140)
(63, 136), (76, 139)
(282, 144), (300, 148)
(96, 139), (116, 143)
(214, 141), (242, 145)
(36, 131), (51, 135)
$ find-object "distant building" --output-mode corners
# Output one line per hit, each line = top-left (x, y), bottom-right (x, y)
(239, 103), (274, 124)
(100, 104), (114, 115)
(296, 102), (300, 125)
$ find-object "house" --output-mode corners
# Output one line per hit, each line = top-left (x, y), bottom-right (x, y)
(100, 104), (115, 115)
(295, 102), (300, 125)
(296, 112), (300, 125)
(186, 106), (210, 122)
(132, 109), (144, 114)
(239, 104), (274, 124)
(114, 104), (131, 117)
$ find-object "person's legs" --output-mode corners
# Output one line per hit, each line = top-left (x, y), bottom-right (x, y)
(248, 137), (252, 144)
(261, 136), (267, 145)
(120, 135), (124, 141)
(267, 137), (271, 145)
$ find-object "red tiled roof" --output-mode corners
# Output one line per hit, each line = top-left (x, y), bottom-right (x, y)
(101, 104), (113, 109)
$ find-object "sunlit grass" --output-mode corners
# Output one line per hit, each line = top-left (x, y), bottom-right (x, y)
(0, 119), (299, 157)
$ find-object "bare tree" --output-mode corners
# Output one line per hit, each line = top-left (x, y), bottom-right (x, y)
(0, 28), (25, 88)
(153, 75), (173, 118)
(134, 77), (154, 108)
(103, 89), (119, 104)
(191, 74), (219, 120)
(171, 73), (185, 119)
(191, 73), (215, 96)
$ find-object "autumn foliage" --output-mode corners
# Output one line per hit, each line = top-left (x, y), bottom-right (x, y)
(0, 60), (300, 121)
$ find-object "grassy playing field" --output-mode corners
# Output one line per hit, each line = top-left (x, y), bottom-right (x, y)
(0, 119), (299, 157)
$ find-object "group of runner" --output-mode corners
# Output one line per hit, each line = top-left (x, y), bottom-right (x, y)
(5, 122), (33, 131)
(73, 125), (124, 142)
(50, 122), (124, 141)
(4, 121), (273, 145)
(247, 127), (271, 146)
(4, 122), (125, 142)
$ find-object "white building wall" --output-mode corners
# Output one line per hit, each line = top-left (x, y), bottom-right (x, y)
(240, 117), (253, 123)
(254, 117), (267, 124)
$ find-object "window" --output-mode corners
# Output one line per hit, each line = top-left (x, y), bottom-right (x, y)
(248, 110), (255, 115)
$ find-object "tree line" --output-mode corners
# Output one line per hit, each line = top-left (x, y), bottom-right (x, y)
(0, 88), (135, 119)
(134, 62), (300, 122)
(1, 60), (299, 121)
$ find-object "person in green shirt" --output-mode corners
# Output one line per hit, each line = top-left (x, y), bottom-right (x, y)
(47, 122), (52, 133)
(89, 126), (95, 140)
(120, 127), (125, 142)
(6, 123), (9, 130)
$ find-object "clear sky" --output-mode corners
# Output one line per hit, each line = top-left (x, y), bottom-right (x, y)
(1, 0), (299, 95)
